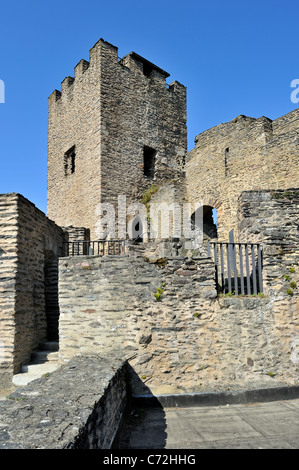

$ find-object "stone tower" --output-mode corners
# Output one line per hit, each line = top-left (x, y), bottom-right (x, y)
(47, 39), (187, 239)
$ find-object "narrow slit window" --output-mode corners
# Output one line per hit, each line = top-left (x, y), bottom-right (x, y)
(224, 147), (229, 177)
(64, 146), (76, 176)
(143, 146), (156, 178)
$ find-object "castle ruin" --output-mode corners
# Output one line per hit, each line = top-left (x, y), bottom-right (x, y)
(0, 39), (298, 421)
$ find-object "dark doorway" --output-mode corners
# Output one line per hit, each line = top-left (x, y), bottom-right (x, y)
(44, 250), (60, 341)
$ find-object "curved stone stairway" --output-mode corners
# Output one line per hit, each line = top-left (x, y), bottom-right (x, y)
(12, 341), (61, 387)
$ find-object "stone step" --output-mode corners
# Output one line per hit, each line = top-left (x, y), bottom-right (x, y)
(12, 344), (61, 387)
(20, 362), (59, 374)
(13, 362), (60, 386)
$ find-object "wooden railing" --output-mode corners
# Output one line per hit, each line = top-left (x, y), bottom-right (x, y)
(208, 241), (263, 295)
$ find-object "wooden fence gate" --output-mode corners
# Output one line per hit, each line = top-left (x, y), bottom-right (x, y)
(207, 238), (263, 296)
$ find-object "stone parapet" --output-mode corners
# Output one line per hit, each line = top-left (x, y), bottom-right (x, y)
(0, 355), (128, 449)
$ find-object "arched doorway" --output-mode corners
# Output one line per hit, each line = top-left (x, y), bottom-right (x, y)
(191, 205), (218, 244)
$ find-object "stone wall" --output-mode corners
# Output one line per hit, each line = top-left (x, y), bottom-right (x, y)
(58, 249), (298, 395)
(47, 39), (187, 239)
(0, 194), (64, 388)
(58, 253), (218, 395)
(0, 355), (128, 449)
(238, 189), (299, 378)
(0, 194), (18, 387)
(185, 109), (299, 241)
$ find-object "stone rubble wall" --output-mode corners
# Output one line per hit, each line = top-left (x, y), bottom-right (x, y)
(58, 250), (298, 396)
(62, 225), (91, 256)
(58, 254), (218, 395)
(62, 226), (90, 243)
(0, 355), (128, 449)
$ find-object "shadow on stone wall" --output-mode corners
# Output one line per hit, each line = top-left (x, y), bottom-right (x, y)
(115, 364), (167, 449)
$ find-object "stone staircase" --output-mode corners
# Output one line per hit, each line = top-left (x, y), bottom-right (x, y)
(12, 341), (61, 386)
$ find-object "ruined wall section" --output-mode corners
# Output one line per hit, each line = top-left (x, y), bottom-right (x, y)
(147, 180), (187, 240)
(0, 194), (64, 388)
(47, 39), (187, 240)
(185, 109), (299, 241)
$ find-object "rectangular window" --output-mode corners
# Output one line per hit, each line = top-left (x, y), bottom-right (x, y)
(64, 146), (76, 176)
(143, 146), (156, 178)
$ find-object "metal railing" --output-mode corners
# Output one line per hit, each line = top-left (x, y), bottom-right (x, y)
(63, 240), (126, 257)
(208, 241), (263, 295)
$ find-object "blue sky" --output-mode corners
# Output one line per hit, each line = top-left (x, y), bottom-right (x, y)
(0, 0), (298, 214)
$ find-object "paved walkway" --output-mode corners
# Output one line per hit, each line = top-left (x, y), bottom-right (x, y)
(119, 398), (299, 449)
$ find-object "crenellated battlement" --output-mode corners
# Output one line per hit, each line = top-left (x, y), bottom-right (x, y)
(48, 39), (117, 104)
(48, 89), (61, 104)
(48, 38), (186, 107)
(61, 76), (75, 93)
(74, 58), (90, 77)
